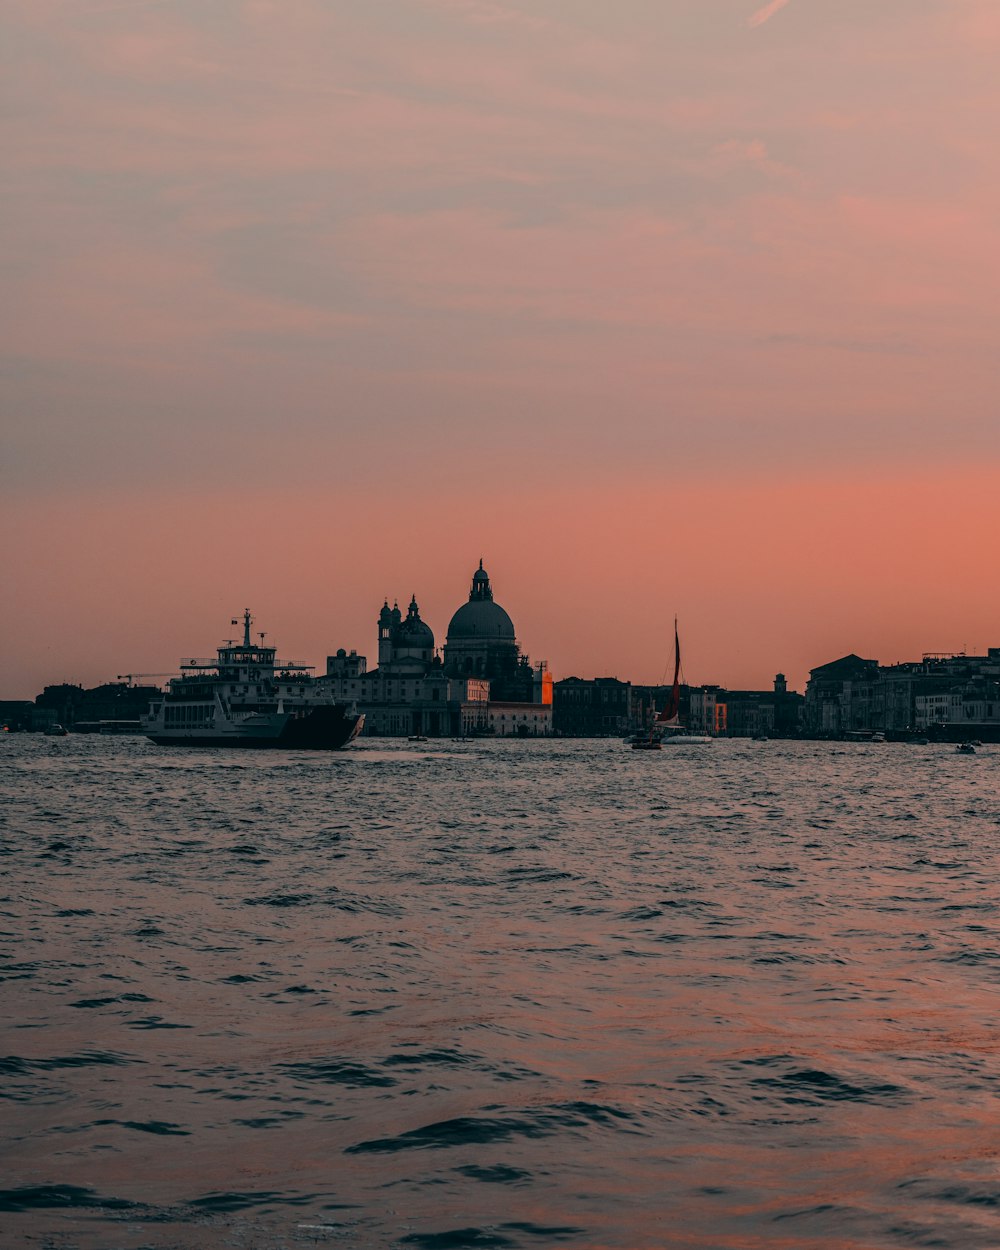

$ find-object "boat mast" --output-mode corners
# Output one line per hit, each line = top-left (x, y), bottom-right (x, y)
(667, 616), (681, 719)
(655, 618), (682, 725)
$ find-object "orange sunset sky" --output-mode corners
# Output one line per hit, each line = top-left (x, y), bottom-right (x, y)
(3, 0), (999, 699)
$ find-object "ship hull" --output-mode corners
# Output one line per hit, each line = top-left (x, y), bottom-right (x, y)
(146, 707), (364, 750)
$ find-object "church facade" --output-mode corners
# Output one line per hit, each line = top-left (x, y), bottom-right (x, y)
(320, 562), (551, 737)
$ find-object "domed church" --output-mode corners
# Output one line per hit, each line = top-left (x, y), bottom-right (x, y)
(322, 560), (551, 736)
(443, 561), (533, 702)
(378, 595), (436, 673)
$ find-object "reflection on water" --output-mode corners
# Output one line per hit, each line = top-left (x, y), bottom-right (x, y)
(1, 736), (998, 1248)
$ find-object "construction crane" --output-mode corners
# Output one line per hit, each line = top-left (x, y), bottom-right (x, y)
(116, 673), (177, 687)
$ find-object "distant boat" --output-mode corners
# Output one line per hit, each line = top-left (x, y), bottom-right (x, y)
(44, 723), (68, 737)
(957, 741), (977, 754)
(407, 734), (428, 743)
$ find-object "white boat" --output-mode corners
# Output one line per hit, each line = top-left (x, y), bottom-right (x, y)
(142, 611), (364, 750)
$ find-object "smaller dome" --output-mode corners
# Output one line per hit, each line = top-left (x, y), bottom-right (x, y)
(399, 620), (434, 647)
(396, 594), (435, 649)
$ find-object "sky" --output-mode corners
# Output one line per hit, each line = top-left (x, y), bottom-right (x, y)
(2, 0), (999, 698)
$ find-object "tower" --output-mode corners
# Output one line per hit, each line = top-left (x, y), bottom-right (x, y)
(378, 601), (393, 666)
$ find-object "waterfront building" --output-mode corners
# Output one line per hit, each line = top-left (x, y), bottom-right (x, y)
(552, 677), (631, 736)
(486, 702), (552, 737)
(804, 648), (1000, 737)
(553, 675), (801, 738)
(803, 655), (879, 735)
(915, 677), (1000, 739)
(30, 681), (162, 732)
(686, 676), (802, 737)
(322, 562), (549, 737)
(718, 675), (803, 737)
(0, 701), (34, 732)
(688, 685), (726, 736)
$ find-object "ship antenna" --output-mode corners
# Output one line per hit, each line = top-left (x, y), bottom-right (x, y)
(243, 609), (252, 647)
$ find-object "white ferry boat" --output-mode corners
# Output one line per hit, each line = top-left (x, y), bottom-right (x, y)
(143, 611), (364, 750)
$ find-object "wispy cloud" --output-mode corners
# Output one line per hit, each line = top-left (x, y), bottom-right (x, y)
(82, 0), (180, 12)
(748, 0), (794, 28)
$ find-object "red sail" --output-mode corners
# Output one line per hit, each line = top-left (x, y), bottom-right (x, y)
(655, 620), (681, 723)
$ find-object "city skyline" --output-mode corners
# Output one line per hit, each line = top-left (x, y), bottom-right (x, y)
(4, 530), (998, 703)
(4, 1), (999, 697)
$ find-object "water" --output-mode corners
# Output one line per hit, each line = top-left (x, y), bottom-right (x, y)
(1, 736), (998, 1249)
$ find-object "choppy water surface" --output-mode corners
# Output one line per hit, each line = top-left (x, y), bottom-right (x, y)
(1, 737), (998, 1249)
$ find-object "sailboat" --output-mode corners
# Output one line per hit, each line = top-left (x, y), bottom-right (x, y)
(631, 619), (711, 749)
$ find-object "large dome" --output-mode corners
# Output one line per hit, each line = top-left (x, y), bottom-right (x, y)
(446, 561), (516, 643)
(447, 598), (515, 641)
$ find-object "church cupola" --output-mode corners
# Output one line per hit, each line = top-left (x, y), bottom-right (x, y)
(470, 559), (493, 603)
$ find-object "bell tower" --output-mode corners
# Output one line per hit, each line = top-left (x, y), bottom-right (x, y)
(378, 600), (394, 666)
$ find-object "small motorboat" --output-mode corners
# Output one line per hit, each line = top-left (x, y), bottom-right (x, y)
(957, 741), (976, 754)
(407, 734), (428, 743)
(44, 723), (69, 737)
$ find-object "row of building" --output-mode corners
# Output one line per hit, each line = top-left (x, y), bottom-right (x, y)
(804, 651), (1000, 740)
(550, 674), (802, 738)
(0, 681), (162, 735)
